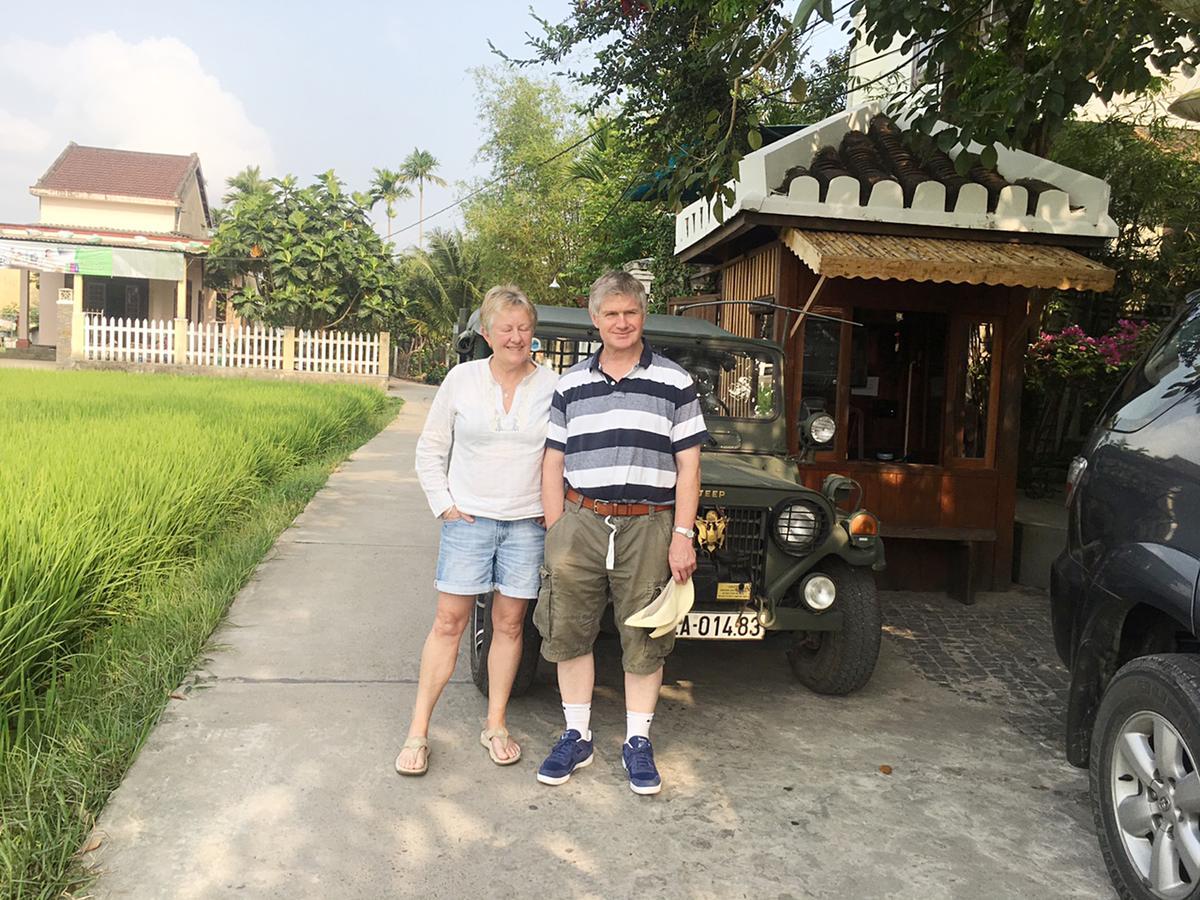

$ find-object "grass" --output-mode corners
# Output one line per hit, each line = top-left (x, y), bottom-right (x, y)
(0, 369), (397, 899)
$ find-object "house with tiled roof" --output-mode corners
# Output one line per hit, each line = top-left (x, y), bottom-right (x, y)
(671, 101), (1117, 601)
(1, 142), (214, 356)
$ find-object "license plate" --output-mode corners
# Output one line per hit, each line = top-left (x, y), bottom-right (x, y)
(715, 581), (751, 601)
(675, 611), (764, 640)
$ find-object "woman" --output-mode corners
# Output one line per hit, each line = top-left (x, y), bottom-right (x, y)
(396, 285), (558, 775)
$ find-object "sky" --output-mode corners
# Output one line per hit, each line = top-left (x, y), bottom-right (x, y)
(0, 1), (849, 249)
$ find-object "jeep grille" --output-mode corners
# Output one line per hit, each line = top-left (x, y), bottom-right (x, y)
(702, 506), (769, 586)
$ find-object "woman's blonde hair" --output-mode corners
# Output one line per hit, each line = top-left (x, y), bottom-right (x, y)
(479, 284), (537, 334)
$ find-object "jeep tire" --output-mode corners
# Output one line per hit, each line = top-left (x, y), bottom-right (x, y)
(470, 592), (541, 698)
(785, 559), (880, 695)
(1090, 654), (1200, 900)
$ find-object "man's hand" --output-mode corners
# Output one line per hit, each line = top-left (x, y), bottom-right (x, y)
(669, 532), (696, 583)
(441, 505), (475, 523)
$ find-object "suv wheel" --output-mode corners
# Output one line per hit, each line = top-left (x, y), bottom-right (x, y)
(785, 559), (881, 695)
(470, 593), (542, 698)
(1091, 655), (1200, 900)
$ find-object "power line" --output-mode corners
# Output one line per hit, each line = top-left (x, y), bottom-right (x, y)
(385, 121), (612, 248)
(385, 1), (854, 244)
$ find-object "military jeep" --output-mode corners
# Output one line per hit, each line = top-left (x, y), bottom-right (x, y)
(457, 304), (886, 696)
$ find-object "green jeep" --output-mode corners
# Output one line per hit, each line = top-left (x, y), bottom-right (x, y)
(457, 305), (886, 697)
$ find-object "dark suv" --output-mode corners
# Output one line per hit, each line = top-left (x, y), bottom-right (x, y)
(1051, 292), (1200, 900)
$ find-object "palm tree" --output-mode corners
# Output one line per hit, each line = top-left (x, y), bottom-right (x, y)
(399, 149), (447, 249)
(222, 165), (273, 206)
(398, 230), (483, 366)
(369, 168), (412, 240)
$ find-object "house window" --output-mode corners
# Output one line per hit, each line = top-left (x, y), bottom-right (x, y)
(84, 281), (106, 314)
(800, 318), (841, 421)
(959, 322), (995, 460)
(846, 309), (947, 464)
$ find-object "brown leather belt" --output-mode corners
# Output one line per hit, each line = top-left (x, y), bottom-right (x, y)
(566, 488), (672, 517)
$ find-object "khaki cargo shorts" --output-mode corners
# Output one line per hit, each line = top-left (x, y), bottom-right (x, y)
(533, 497), (674, 675)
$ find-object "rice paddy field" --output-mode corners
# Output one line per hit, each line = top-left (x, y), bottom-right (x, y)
(0, 368), (395, 899)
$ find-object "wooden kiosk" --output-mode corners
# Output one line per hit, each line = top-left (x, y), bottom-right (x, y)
(672, 103), (1116, 600)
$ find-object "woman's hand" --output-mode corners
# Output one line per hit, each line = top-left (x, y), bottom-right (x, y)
(441, 505), (476, 523)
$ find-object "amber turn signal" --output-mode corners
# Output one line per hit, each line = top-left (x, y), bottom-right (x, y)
(847, 512), (879, 537)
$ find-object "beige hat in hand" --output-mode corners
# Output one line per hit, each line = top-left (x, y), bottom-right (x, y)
(624, 577), (695, 639)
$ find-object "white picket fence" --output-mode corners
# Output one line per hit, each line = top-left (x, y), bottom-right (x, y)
(82, 317), (384, 376)
(83, 316), (174, 364)
(187, 322), (286, 370)
(295, 328), (380, 375)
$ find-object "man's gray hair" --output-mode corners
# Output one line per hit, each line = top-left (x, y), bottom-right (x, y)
(479, 284), (537, 334)
(588, 270), (647, 317)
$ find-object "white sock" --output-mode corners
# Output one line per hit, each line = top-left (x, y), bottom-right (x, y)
(563, 703), (591, 740)
(626, 711), (654, 742)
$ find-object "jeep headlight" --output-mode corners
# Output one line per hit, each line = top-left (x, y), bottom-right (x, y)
(774, 500), (823, 553)
(808, 413), (836, 444)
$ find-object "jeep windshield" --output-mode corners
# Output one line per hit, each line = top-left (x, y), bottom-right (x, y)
(534, 335), (780, 422)
(657, 344), (780, 422)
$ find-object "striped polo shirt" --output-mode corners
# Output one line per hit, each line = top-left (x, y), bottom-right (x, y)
(546, 341), (709, 504)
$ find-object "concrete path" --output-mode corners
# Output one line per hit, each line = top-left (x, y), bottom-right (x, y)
(84, 382), (1114, 899)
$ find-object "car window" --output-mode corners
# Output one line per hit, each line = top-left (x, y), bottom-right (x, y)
(1107, 300), (1200, 433)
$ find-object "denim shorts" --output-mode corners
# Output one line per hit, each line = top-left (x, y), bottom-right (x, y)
(434, 516), (546, 600)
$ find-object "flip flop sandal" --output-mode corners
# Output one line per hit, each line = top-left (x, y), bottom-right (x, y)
(480, 728), (522, 766)
(395, 736), (429, 776)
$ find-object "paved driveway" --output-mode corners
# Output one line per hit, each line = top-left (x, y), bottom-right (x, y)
(82, 382), (1113, 899)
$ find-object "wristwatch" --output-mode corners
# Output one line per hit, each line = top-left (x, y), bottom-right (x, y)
(673, 525), (696, 539)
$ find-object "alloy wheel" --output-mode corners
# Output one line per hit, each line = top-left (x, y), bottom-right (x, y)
(1111, 710), (1200, 898)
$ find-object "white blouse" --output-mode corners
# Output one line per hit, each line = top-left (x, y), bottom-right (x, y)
(415, 358), (559, 520)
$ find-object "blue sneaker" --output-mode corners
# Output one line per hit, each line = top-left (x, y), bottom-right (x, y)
(536, 729), (594, 785)
(622, 736), (662, 795)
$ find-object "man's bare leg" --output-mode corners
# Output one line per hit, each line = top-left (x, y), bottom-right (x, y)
(557, 652), (595, 705)
(625, 666), (663, 717)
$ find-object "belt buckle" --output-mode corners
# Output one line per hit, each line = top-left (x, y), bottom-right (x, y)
(592, 498), (612, 515)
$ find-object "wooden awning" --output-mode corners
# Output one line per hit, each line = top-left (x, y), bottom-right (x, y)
(782, 228), (1115, 292)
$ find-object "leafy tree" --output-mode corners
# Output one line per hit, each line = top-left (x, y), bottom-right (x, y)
(461, 70), (589, 297)
(369, 167), (413, 240)
(207, 171), (405, 330)
(845, 0), (1200, 159)
(399, 148), (447, 248)
(505, 0), (1200, 204)
(1046, 115), (1200, 332)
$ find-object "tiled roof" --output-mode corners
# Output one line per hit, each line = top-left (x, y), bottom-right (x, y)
(32, 143), (199, 203)
(774, 114), (1067, 215)
(674, 101), (1117, 257)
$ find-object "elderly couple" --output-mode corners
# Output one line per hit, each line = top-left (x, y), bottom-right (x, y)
(397, 270), (709, 795)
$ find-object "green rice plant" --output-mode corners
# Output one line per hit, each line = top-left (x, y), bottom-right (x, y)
(0, 370), (389, 753)
(0, 395), (394, 899)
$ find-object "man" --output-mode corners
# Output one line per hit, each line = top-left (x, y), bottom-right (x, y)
(534, 270), (707, 795)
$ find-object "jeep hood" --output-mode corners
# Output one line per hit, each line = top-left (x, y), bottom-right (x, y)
(700, 453), (802, 492)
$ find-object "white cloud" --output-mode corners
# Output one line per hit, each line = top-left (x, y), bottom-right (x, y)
(0, 32), (274, 218)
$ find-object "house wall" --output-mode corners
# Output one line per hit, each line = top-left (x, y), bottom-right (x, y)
(0, 268), (18, 315)
(38, 196), (177, 233)
(176, 178), (209, 237)
(149, 280), (176, 321)
(38, 271), (64, 346)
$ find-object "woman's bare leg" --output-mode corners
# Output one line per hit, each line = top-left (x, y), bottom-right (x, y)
(484, 592), (529, 761)
(397, 592), (472, 771)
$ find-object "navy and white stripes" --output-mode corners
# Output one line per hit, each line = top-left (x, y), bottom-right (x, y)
(546, 342), (708, 504)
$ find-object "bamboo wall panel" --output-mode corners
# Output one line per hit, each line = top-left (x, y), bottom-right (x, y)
(717, 244), (779, 339)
